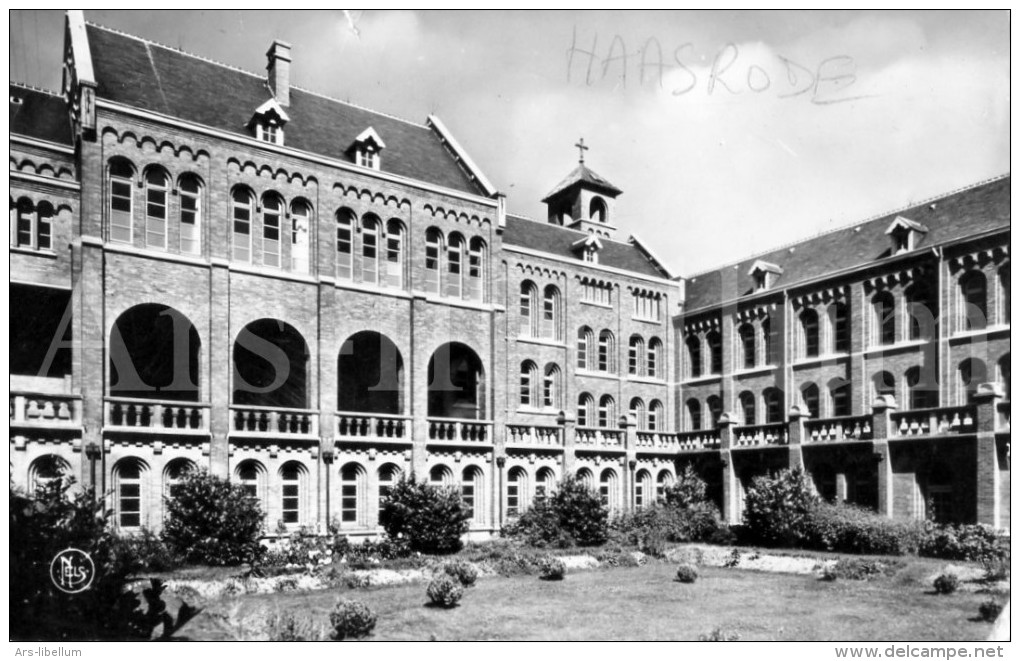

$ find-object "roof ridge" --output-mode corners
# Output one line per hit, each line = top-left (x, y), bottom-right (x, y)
(9, 81), (62, 97)
(86, 21), (428, 130)
(685, 173), (1011, 280)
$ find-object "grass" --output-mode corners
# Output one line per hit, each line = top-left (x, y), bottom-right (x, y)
(178, 560), (1000, 641)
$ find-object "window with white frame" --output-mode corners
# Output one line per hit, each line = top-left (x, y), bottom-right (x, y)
(959, 271), (988, 332)
(520, 360), (538, 407)
(11, 198), (53, 251)
(425, 228), (443, 294)
(109, 159), (134, 243)
(144, 167), (169, 250)
(357, 146), (379, 169)
(290, 200), (310, 273)
(598, 394), (616, 428)
(647, 337), (662, 379)
(541, 285), (560, 340)
(336, 209), (355, 280)
(542, 363), (560, 409)
(281, 462), (303, 525)
(629, 397), (646, 429)
(378, 464), (401, 521)
(262, 193), (282, 268)
(384, 219), (404, 288)
(179, 175), (202, 255)
(577, 327), (594, 369)
(256, 119), (283, 145)
(581, 278), (611, 305)
(633, 290), (661, 321)
(115, 459), (145, 530)
(577, 393), (594, 427)
(361, 215), (380, 284)
(506, 467), (525, 518)
(598, 330), (615, 373)
(628, 335), (644, 376)
(340, 463), (364, 525)
(445, 234), (464, 298)
(648, 399), (663, 431)
(466, 238), (485, 301)
(520, 281), (539, 336)
(231, 188), (253, 262)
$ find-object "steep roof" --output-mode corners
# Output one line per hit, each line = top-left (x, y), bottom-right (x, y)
(684, 175), (1011, 311)
(503, 215), (670, 279)
(84, 23), (486, 195)
(542, 163), (623, 202)
(9, 84), (72, 145)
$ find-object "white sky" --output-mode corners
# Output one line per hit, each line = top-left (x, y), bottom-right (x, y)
(9, 9), (1010, 275)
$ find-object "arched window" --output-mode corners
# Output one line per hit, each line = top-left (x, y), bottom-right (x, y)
(589, 196), (607, 223)
(763, 388), (783, 424)
(520, 360), (538, 408)
(635, 470), (652, 509)
(424, 227), (443, 294)
(872, 292), (895, 345)
(598, 330), (615, 373)
(12, 199), (54, 251)
(231, 188), (253, 262)
(800, 309), (820, 357)
(542, 285), (561, 340)
(114, 458), (147, 530)
(289, 200), (311, 273)
(384, 219), (405, 288)
(685, 335), (702, 378)
(599, 468), (619, 510)
(336, 209), (356, 280)
(707, 330), (722, 374)
(998, 265), (1010, 325)
(628, 335), (645, 376)
(262, 193), (283, 268)
(28, 455), (69, 497)
(598, 395), (616, 428)
(163, 458), (195, 504)
(144, 167), (169, 250)
(707, 395), (722, 428)
(577, 326), (594, 370)
(462, 466), (484, 525)
(377, 463), (401, 521)
(109, 158), (134, 243)
(507, 467), (526, 518)
(801, 383), (820, 418)
(739, 323), (755, 369)
(466, 238), (485, 301)
(958, 358), (987, 405)
(629, 397), (647, 430)
(656, 470), (674, 501)
(738, 390), (756, 425)
(647, 337), (662, 379)
(535, 467), (555, 501)
(179, 174), (202, 255)
(832, 302), (850, 353)
(361, 214), (380, 285)
(576, 468), (595, 491)
(906, 366), (937, 409)
(829, 379), (852, 417)
(648, 400), (664, 432)
(542, 363), (561, 409)
(685, 398), (702, 431)
(445, 233), (465, 298)
(280, 461), (306, 525)
(340, 462), (366, 526)
(520, 281), (539, 337)
(960, 271), (988, 331)
(429, 464), (453, 488)
(237, 460), (265, 505)
(906, 283), (935, 341)
(577, 392), (594, 427)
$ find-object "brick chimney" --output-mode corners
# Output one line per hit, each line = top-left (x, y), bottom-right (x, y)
(266, 40), (292, 107)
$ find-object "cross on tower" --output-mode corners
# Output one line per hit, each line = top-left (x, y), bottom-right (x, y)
(575, 138), (589, 164)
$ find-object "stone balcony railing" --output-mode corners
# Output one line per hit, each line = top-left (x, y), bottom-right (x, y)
(575, 427), (624, 449)
(11, 393), (82, 427)
(105, 397), (209, 432)
(231, 406), (319, 437)
(675, 430), (721, 450)
(635, 431), (680, 451)
(731, 422), (788, 448)
(890, 405), (976, 438)
(336, 412), (410, 440)
(427, 418), (493, 442)
(804, 415), (873, 443)
(506, 424), (562, 446)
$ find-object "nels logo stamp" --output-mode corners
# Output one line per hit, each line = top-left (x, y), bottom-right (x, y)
(49, 548), (95, 594)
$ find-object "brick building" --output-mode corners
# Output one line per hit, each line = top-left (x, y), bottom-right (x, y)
(9, 12), (1009, 537)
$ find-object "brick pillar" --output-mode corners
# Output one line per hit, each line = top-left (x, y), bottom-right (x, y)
(974, 383), (1004, 527)
(209, 259), (231, 478)
(317, 280), (337, 531)
(494, 456), (506, 527)
(79, 238), (106, 495)
(718, 415), (738, 524)
(787, 406), (807, 470)
(321, 448), (335, 532)
(621, 413), (637, 513)
(560, 411), (576, 476)
(870, 395), (897, 517)
(410, 297), (430, 480)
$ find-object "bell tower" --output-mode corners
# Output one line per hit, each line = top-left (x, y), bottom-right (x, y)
(542, 138), (623, 240)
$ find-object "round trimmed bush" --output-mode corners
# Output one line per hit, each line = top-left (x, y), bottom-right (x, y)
(329, 599), (377, 640)
(979, 600), (1003, 623)
(426, 575), (464, 608)
(444, 560), (478, 587)
(675, 564), (698, 583)
(539, 557), (566, 581)
(933, 573), (960, 595)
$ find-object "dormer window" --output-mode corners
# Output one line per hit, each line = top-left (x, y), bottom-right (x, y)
(349, 127), (386, 171)
(885, 216), (928, 255)
(573, 232), (603, 264)
(583, 248), (598, 263)
(248, 98), (290, 146)
(748, 260), (783, 292)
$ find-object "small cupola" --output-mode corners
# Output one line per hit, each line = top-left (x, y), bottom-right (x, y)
(542, 138), (623, 240)
(571, 232), (604, 264)
(348, 127), (386, 170)
(248, 98), (289, 145)
(748, 260), (783, 291)
(885, 215), (928, 254)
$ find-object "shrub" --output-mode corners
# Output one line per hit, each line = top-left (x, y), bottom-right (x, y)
(638, 529), (667, 558)
(612, 502), (726, 547)
(379, 476), (470, 554)
(821, 558), (889, 582)
(699, 627), (740, 642)
(919, 523), (1008, 563)
(503, 475), (608, 548)
(675, 564), (698, 583)
(662, 465), (709, 509)
(810, 502), (923, 556)
(114, 528), (182, 572)
(267, 611), (321, 641)
(426, 575), (464, 607)
(742, 468), (819, 547)
(538, 557), (566, 581)
(978, 600), (1003, 623)
(162, 469), (264, 566)
(444, 561), (479, 587)
(329, 599), (377, 640)
(933, 573), (960, 595)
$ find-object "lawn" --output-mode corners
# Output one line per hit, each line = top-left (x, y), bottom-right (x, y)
(178, 560), (1000, 641)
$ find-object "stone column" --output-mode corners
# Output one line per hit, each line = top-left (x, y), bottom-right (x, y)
(870, 395), (897, 517)
(973, 383), (1004, 527)
(621, 413), (637, 513)
(787, 406), (808, 470)
(560, 410), (576, 476)
(208, 259), (231, 478)
(718, 414), (738, 524)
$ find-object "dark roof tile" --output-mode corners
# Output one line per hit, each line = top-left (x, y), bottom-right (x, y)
(9, 84), (72, 145)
